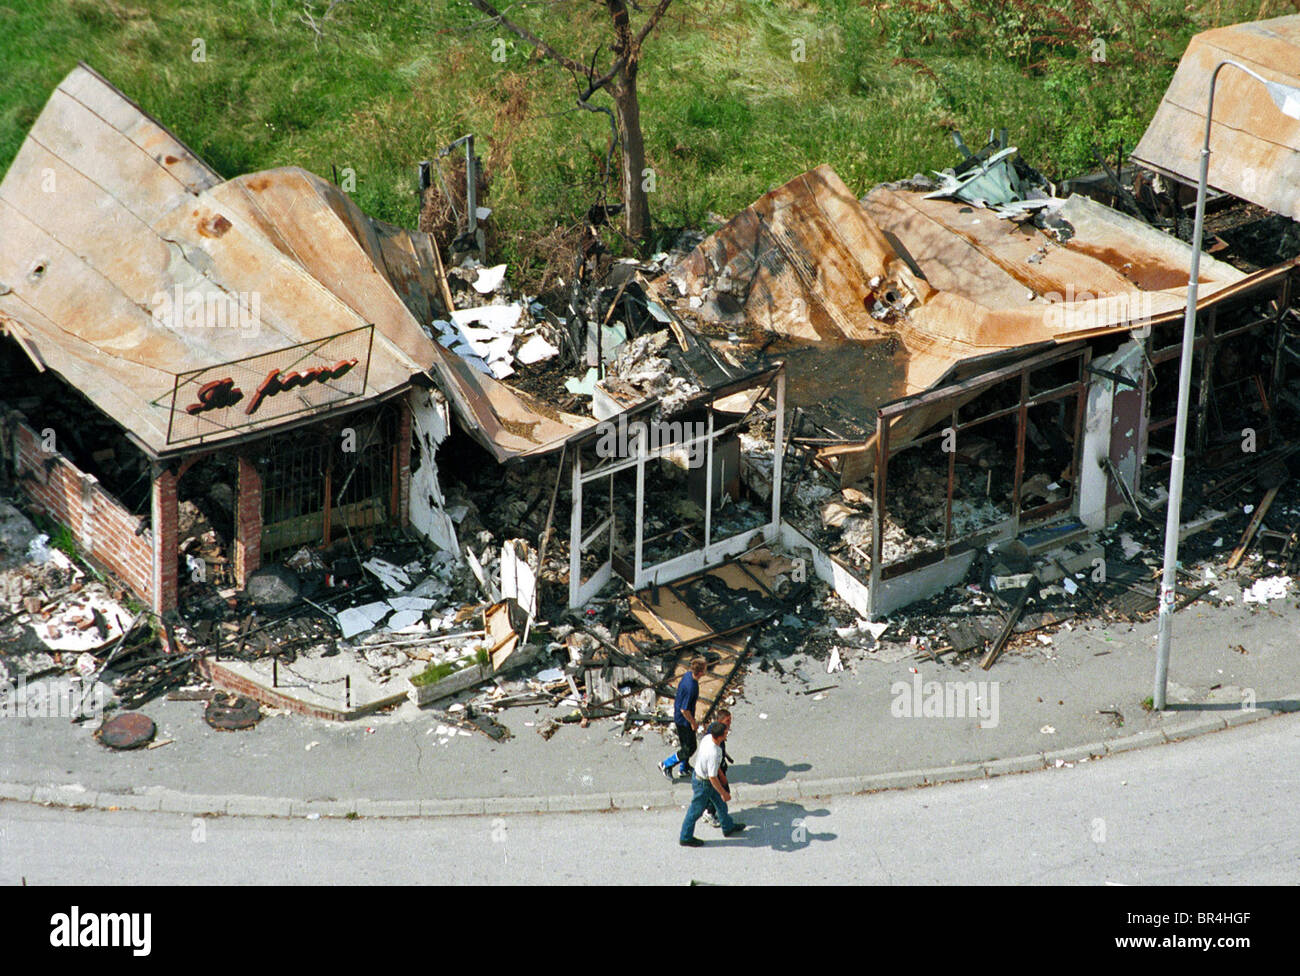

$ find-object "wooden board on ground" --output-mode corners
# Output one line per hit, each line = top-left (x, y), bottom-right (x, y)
(633, 550), (785, 724)
(1227, 485), (1280, 570)
(702, 561), (768, 595)
(629, 586), (711, 643)
(665, 635), (747, 724)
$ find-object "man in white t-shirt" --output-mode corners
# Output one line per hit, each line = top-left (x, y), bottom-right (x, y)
(678, 721), (746, 846)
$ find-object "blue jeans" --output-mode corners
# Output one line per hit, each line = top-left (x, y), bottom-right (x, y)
(680, 775), (735, 841)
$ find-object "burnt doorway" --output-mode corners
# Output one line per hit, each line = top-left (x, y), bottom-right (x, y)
(258, 404), (399, 560)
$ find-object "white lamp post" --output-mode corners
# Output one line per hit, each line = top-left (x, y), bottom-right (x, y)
(1154, 60), (1300, 710)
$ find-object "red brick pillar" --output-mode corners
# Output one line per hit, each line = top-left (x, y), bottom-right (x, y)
(396, 399), (412, 528)
(235, 455), (262, 584)
(151, 465), (179, 613)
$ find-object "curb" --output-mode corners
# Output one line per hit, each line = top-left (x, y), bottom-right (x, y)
(3, 702), (1296, 820)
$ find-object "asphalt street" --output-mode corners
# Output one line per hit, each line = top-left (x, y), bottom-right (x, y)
(5, 581), (1299, 806)
(3, 711), (1297, 885)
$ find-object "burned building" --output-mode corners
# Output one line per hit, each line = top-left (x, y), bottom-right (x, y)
(0, 65), (591, 618)
(4, 32), (1298, 726)
(650, 159), (1298, 618)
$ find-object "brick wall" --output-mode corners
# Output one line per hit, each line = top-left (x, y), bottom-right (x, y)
(151, 465), (178, 613)
(197, 657), (400, 721)
(234, 454), (262, 584)
(5, 409), (154, 605)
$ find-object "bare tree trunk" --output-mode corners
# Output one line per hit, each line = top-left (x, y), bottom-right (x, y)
(467, 0), (672, 248)
(611, 66), (650, 247)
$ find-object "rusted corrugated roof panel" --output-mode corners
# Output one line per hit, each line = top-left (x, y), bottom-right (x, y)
(1132, 15), (1300, 220)
(0, 65), (590, 460)
(664, 165), (1245, 399)
(213, 169), (591, 460)
(660, 164), (1286, 481)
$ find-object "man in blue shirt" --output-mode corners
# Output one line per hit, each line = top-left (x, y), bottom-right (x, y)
(659, 657), (706, 781)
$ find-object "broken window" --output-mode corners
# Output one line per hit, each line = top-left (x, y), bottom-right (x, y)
(874, 346), (1088, 585)
(1143, 281), (1290, 479)
(567, 367), (785, 606)
(257, 403), (399, 560)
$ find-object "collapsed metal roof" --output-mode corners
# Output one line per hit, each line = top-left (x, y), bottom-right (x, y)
(657, 164), (1290, 481)
(0, 64), (591, 460)
(1132, 14), (1300, 220)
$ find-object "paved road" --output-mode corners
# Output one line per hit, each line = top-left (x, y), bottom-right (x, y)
(3, 712), (1297, 885)
(6, 585), (1299, 807)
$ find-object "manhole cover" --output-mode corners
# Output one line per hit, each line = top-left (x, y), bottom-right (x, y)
(96, 712), (156, 750)
(205, 692), (261, 731)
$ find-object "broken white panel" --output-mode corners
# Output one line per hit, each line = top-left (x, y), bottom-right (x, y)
(483, 331), (516, 378)
(475, 206), (492, 221)
(452, 303), (522, 334)
(1118, 533), (1144, 560)
(466, 547), (501, 603)
(408, 387), (459, 554)
(565, 367), (600, 396)
(862, 620), (889, 640)
(387, 596), (436, 613)
(337, 601), (394, 639)
(409, 576), (451, 601)
(451, 323), (498, 358)
(483, 332), (514, 362)
(386, 609), (426, 632)
(364, 558), (411, 593)
(646, 300), (672, 323)
(586, 320), (627, 363)
(516, 334), (558, 365)
(500, 539), (538, 619)
(472, 263), (507, 294)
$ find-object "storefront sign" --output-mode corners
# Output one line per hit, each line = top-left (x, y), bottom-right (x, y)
(166, 326), (373, 444)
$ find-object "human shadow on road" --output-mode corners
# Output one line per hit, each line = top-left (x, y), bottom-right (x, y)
(727, 755), (812, 785)
(706, 801), (835, 852)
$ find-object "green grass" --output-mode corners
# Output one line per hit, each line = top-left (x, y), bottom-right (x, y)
(30, 511), (85, 566)
(410, 653), (477, 686)
(49, 522), (77, 558)
(0, 0), (1291, 288)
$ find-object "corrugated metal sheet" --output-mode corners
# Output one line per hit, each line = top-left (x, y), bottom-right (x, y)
(660, 164), (1289, 479)
(1132, 15), (1300, 220)
(665, 165), (1245, 399)
(0, 65), (590, 460)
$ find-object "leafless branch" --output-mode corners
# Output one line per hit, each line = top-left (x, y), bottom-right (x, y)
(298, 0), (354, 49)
(467, 0), (586, 74)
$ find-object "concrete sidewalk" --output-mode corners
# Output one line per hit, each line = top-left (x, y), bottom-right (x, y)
(3, 580), (1299, 818)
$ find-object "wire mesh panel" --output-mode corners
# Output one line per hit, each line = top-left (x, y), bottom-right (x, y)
(258, 404), (397, 560)
(260, 436), (330, 558)
(330, 405), (397, 539)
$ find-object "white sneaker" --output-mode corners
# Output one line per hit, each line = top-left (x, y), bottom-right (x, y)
(702, 810), (721, 828)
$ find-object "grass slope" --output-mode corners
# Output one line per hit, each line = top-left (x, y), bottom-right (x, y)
(0, 0), (1289, 287)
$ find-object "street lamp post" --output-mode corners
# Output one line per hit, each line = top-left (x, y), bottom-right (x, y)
(1154, 60), (1300, 710)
